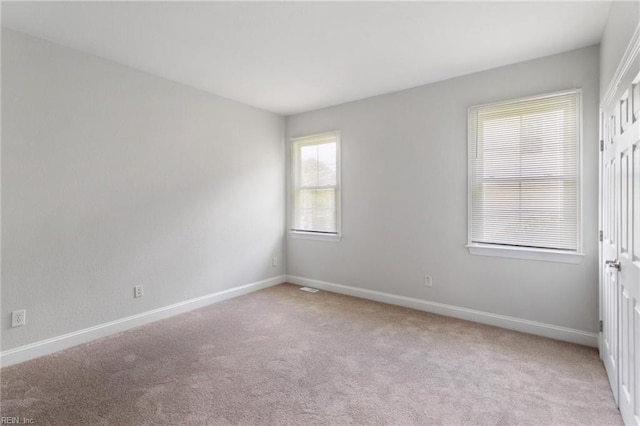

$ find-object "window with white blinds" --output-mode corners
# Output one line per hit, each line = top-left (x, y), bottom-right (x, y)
(468, 90), (581, 254)
(291, 131), (340, 236)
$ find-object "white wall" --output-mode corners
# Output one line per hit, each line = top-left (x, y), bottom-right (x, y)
(1, 29), (285, 351)
(600, 0), (639, 98)
(286, 46), (600, 333)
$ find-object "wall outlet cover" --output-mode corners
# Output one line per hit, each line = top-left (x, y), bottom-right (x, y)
(134, 285), (144, 298)
(424, 275), (433, 287)
(11, 310), (26, 327)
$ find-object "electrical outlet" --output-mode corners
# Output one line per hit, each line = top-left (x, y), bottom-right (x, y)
(272, 256), (278, 267)
(11, 310), (26, 327)
(424, 275), (433, 287)
(134, 285), (143, 298)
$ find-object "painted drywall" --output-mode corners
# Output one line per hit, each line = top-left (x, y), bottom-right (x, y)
(600, 0), (639, 98)
(1, 29), (285, 351)
(286, 46), (600, 333)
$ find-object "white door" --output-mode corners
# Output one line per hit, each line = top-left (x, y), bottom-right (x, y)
(601, 56), (640, 425)
(602, 105), (619, 404)
(616, 73), (640, 425)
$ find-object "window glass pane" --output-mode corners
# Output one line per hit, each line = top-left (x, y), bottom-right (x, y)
(317, 142), (337, 186)
(300, 144), (319, 187)
(294, 188), (336, 233)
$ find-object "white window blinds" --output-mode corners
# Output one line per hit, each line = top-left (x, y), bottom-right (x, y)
(291, 131), (340, 234)
(468, 90), (580, 251)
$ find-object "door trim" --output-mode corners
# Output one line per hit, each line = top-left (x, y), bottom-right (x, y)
(602, 24), (640, 108)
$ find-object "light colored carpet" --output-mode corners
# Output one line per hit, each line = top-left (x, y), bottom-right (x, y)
(1, 283), (622, 425)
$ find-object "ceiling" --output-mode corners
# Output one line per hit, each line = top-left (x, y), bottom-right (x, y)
(2, 1), (611, 116)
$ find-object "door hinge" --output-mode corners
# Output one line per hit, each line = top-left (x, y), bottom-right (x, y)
(599, 230), (603, 242)
(599, 320), (603, 332)
(600, 140), (604, 151)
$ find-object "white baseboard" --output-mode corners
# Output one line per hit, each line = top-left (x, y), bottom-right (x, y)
(1, 275), (285, 367)
(286, 275), (598, 347)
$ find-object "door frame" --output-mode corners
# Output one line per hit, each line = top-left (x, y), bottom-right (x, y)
(599, 22), (640, 420)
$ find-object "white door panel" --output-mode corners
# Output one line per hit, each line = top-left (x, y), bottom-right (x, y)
(601, 56), (640, 425)
(603, 145), (620, 403)
(618, 117), (640, 425)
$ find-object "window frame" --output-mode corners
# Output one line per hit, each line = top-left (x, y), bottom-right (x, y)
(289, 131), (342, 242)
(466, 89), (584, 264)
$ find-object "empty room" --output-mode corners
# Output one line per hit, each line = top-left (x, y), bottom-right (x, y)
(1, 1), (639, 425)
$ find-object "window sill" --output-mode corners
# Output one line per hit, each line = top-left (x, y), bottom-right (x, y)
(466, 244), (584, 264)
(290, 231), (341, 242)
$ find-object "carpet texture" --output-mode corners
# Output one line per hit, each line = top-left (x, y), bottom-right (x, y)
(1, 283), (621, 425)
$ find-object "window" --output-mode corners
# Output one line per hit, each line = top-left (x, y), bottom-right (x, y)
(291, 131), (341, 240)
(467, 90), (582, 263)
